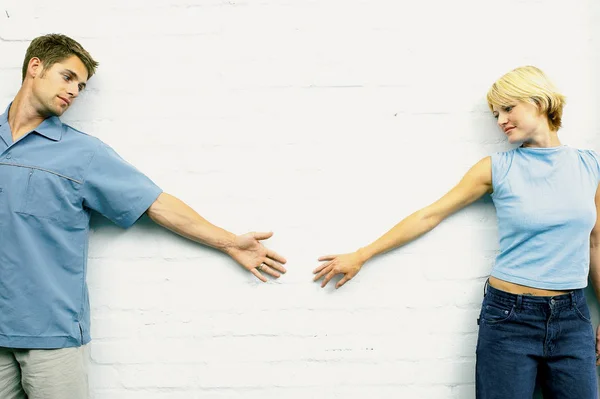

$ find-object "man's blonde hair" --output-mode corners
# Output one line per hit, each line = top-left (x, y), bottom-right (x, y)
(486, 66), (566, 131)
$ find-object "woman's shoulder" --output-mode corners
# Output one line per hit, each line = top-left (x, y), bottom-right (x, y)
(573, 147), (600, 159)
(573, 148), (600, 176)
(490, 148), (517, 165)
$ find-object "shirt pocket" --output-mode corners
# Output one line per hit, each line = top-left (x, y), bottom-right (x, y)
(17, 167), (81, 222)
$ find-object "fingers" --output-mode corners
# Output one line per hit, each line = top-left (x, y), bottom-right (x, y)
(313, 262), (333, 280)
(318, 254), (338, 262)
(263, 258), (286, 274)
(321, 269), (338, 288)
(253, 231), (274, 241)
(250, 231), (286, 264)
(257, 262), (281, 278)
(251, 260), (284, 281)
(250, 267), (268, 283)
(314, 259), (355, 288)
(596, 331), (600, 365)
(335, 274), (353, 289)
(266, 248), (287, 264)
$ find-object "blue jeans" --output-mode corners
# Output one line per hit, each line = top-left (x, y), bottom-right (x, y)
(476, 283), (598, 398)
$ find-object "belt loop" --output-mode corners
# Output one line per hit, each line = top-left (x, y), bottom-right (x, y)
(483, 279), (489, 296)
(515, 294), (523, 310)
(570, 291), (576, 308)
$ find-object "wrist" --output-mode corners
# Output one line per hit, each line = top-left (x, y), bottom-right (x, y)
(219, 232), (237, 254)
(356, 247), (372, 263)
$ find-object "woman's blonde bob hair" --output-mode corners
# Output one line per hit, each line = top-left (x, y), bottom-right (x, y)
(486, 66), (566, 131)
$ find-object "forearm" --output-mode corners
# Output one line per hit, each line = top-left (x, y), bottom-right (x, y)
(146, 192), (236, 252)
(358, 208), (439, 263)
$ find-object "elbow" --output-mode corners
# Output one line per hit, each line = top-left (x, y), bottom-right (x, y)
(145, 201), (160, 222)
(419, 208), (442, 231)
(591, 225), (600, 247)
(591, 233), (600, 250)
(145, 192), (169, 224)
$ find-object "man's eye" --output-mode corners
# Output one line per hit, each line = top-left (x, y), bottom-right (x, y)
(78, 85), (84, 92)
(63, 75), (71, 81)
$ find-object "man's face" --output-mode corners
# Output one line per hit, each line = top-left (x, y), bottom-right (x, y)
(31, 55), (89, 117)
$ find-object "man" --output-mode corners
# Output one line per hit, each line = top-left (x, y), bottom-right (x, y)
(0, 34), (287, 399)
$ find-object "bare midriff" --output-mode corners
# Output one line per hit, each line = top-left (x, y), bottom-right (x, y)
(488, 276), (573, 296)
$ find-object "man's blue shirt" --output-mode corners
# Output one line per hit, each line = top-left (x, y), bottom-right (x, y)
(0, 104), (162, 348)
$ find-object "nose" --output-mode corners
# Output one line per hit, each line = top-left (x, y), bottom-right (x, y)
(67, 82), (80, 98)
(496, 112), (508, 127)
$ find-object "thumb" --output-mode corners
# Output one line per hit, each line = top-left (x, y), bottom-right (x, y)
(253, 231), (274, 241)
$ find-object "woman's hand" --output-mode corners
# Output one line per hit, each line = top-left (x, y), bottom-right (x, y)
(313, 251), (367, 289)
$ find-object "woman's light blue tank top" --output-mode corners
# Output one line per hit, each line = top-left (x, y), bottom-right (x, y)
(490, 145), (600, 290)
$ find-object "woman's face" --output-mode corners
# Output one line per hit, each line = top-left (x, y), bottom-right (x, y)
(492, 101), (550, 145)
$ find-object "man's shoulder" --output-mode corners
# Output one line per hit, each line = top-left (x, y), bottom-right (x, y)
(61, 122), (92, 139)
(60, 122), (103, 149)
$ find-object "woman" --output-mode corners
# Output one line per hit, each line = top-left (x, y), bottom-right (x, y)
(313, 66), (600, 398)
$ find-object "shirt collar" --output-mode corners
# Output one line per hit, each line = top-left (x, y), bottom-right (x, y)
(0, 102), (63, 142)
(33, 116), (63, 141)
(0, 104), (9, 126)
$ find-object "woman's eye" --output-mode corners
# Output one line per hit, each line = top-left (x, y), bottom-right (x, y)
(503, 106), (513, 112)
(63, 75), (71, 81)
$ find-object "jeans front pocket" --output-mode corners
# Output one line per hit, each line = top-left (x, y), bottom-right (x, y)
(480, 300), (515, 325)
(573, 300), (592, 324)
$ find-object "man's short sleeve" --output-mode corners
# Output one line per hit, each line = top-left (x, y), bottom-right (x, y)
(82, 141), (162, 228)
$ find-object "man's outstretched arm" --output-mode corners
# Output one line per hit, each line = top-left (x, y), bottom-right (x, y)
(146, 192), (287, 282)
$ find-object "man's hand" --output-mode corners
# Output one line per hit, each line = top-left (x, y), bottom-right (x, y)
(313, 251), (366, 289)
(147, 194), (287, 282)
(225, 231), (287, 282)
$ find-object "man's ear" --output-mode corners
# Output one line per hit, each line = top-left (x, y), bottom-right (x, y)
(27, 57), (44, 79)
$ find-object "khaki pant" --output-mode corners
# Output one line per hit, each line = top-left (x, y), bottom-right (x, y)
(0, 346), (88, 399)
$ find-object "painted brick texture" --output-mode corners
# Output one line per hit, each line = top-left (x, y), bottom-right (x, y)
(1, 0), (599, 397)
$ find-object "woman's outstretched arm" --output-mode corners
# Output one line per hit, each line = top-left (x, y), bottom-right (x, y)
(314, 156), (493, 288)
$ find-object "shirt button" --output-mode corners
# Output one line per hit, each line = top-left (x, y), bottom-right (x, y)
(6, 154), (11, 159)
(550, 299), (555, 305)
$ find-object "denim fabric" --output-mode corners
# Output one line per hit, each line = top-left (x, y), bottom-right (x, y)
(476, 284), (598, 399)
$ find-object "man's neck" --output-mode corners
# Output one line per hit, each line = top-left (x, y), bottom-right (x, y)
(8, 91), (47, 142)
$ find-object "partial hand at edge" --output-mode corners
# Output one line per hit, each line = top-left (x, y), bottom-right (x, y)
(596, 325), (600, 365)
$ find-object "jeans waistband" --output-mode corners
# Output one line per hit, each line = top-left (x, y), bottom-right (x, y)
(484, 280), (584, 310)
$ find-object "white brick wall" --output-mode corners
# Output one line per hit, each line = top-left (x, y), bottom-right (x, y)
(1, 0), (599, 397)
